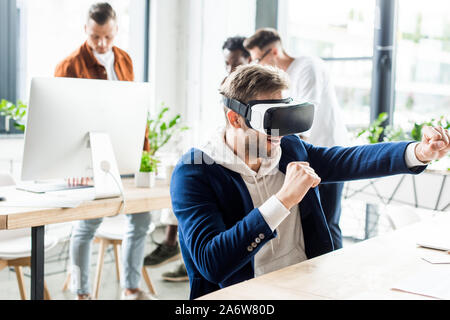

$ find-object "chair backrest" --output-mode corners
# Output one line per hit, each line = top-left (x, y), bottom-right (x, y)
(385, 204), (421, 230)
(0, 173), (15, 187)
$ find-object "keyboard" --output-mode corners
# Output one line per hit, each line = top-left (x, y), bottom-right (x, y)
(16, 183), (94, 194)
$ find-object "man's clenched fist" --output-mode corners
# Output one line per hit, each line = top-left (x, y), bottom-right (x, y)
(276, 161), (321, 210)
(415, 126), (450, 163)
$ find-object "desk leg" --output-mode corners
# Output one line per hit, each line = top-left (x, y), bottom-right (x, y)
(31, 226), (45, 300)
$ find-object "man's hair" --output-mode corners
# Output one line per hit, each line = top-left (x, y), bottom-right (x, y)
(88, 2), (116, 25)
(243, 28), (282, 51)
(222, 36), (250, 58)
(220, 64), (289, 124)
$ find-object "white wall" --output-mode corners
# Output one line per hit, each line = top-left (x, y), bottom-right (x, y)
(149, 0), (256, 154)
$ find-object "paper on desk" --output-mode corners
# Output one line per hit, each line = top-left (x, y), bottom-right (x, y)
(392, 267), (450, 299)
(416, 224), (450, 252)
(420, 251), (450, 264)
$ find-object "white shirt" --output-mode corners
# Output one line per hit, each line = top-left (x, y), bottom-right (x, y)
(285, 56), (349, 147)
(241, 167), (307, 277)
(93, 50), (118, 81)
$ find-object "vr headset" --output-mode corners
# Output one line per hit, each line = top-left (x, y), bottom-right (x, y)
(222, 95), (314, 136)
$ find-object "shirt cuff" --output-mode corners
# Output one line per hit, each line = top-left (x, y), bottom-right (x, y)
(404, 142), (428, 167)
(258, 195), (291, 232)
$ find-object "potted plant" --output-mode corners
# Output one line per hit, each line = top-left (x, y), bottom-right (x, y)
(135, 104), (189, 188)
(0, 99), (27, 131)
(135, 151), (160, 188)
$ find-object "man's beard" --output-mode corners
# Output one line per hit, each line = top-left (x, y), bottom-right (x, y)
(244, 133), (277, 164)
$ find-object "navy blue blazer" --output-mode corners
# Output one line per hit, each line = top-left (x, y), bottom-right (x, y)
(170, 135), (426, 299)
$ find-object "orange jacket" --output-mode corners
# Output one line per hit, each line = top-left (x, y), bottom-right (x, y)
(55, 41), (150, 151)
(55, 41), (134, 81)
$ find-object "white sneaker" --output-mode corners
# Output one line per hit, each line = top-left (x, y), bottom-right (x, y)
(120, 290), (157, 300)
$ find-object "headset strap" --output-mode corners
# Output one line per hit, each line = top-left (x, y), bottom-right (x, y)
(222, 96), (251, 121)
(222, 96), (294, 121)
(247, 97), (293, 106)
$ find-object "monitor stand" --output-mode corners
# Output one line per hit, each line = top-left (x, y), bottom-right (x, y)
(88, 131), (123, 200)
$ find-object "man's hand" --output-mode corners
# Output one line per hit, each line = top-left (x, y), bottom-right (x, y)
(275, 162), (321, 210)
(415, 126), (450, 163)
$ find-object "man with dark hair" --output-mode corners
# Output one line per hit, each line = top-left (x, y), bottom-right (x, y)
(222, 36), (251, 74)
(55, 3), (153, 300)
(244, 28), (349, 250)
(170, 64), (450, 299)
(88, 2), (116, 24)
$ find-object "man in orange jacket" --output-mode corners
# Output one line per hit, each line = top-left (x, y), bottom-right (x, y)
(55, 2), (153, 300)
(55, 5), (132, 81)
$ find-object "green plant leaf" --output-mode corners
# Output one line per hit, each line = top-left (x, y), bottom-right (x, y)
(158, 107), (169, 119)
(139, 151), (160, 172)
(168, 115), (181, 128)
(146, 104), (190, 155)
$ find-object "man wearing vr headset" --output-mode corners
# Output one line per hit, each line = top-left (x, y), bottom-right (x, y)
(170, 64), (450, 300)
(244, 28), (349, 250)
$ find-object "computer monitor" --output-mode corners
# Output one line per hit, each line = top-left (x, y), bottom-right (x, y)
(20, 77), (150, 196)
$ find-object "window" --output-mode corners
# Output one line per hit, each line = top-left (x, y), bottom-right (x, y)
(181, 0), (257, 147)
(199, 0), (257, 137)
(16, 0), (148, 102)
(278, 0), (376, 133)
(0, 0), (19, 134)
(394, 0), (450, 129)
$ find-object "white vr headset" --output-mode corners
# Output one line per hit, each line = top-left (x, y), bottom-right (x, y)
(222, 95), (315, 136)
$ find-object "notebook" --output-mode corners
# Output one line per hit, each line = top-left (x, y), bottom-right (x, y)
(416, 234), (450, 252)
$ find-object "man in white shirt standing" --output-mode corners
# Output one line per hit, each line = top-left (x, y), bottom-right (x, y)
(244, 28), (349, 249)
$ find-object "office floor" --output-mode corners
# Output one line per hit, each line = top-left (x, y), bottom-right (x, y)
(0, 224), (190, 300)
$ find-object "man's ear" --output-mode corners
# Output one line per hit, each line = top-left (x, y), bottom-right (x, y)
(84, 24), (87, 34)
(272, 46), (279, 58)
(226, 110), (242, 129)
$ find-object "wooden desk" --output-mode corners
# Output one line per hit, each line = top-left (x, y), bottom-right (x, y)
(0, 178), (171, 300)
(198, 214), (450, 300)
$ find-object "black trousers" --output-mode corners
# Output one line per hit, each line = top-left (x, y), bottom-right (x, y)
(318, 182), (345, 249)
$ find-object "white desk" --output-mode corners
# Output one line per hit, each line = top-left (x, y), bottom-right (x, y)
(198, 213), (450, 300)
